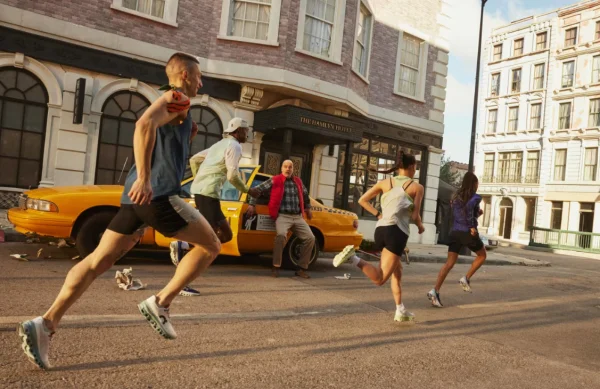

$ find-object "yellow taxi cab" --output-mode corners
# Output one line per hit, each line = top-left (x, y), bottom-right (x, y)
(8, 165), (363, 269)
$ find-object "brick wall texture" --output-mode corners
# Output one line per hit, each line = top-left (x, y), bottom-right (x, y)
(3, 0), (445, 120)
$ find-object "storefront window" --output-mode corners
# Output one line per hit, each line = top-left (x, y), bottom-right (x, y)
(96, 91), (150, 185)
(334, 136), (423, 217)
(0, 68), (48, 189)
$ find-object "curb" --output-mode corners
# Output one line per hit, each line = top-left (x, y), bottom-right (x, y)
(1, 229), (27, 243)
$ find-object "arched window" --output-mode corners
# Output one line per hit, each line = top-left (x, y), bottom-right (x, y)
(189, 105), (223, 156)
(0, 68), (49, 189)
(96, 91), (150, 185)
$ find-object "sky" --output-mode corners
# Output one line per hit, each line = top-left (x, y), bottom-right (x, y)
(443, 0), (581, 162)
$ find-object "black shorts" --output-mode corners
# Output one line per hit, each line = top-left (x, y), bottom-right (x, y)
(194, 194), (225, 227)
(107, 195), (200, 237)
(374, 225), (409, 256)
(448, 230), (484, 254)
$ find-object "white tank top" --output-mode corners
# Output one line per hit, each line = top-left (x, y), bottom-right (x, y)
(376, 176), (414, 236)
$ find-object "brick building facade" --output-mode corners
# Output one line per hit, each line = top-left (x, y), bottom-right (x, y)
(0, 0), (450, 244)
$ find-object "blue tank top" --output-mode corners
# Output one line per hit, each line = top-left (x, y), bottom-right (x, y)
(120, 112), (192, 204)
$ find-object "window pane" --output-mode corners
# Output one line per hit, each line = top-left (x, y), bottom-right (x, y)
(16, 71), (37, 92)
(116, 146), (133, 174)
(114, 93), (131, 111)
(0, 129), (21, 157)
(17, 159), (40, 188)
(0, 157), (18, 186)
(96, 169), (115, 185)
(0, 69), (17, 89)
(2, 101), (24, 129)
(118, 121), (135, 147)
(103, 99), (122, 116)
(100, 118), (119, 144)
(97, 143), (117, 169)
(23, 84), (46, 103)
(20, 132), (42, 159)
(206, 135), (220, 148)
(24, 105), (46, 133)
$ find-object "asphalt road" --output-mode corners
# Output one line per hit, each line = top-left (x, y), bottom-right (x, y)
(0, 242), (598, 388)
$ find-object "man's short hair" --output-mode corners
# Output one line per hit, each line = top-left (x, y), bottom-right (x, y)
(166, 52), (200, 78)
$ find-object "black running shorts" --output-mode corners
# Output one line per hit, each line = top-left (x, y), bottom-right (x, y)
(374, 225), (409, 257)
(108, 195), (200, 237)
(194, 194), (226, 227)
(448, 230), (484, 254)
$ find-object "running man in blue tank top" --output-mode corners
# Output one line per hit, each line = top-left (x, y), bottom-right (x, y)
(18, 53), (222, 370)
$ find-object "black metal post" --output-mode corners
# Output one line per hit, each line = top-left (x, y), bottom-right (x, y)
(468, 0), (488, 173)
(282, 129), (292, 161)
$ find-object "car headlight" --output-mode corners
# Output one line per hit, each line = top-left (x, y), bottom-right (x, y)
(26, 198), (59, 212)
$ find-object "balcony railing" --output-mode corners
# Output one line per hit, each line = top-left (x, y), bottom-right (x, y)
(481, 175), (539, 184)
(529, 227), (600, 253)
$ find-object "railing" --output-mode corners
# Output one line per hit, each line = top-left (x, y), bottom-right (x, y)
(481, 175), (539, 184)
(529, 227), (600, 253)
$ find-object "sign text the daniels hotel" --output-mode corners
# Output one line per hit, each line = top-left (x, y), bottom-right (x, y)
(300, 117), (352, 133)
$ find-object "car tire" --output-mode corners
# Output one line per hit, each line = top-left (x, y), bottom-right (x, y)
(282, 234), (320, 270)
(75, 211), (117, 258)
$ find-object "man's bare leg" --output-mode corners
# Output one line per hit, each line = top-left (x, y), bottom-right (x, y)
(155, 215), (220, 307)
(43, 229), (144, 331)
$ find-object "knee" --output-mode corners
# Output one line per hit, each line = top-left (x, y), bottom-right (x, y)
(207, 239), (222, 259)
(85, 252), (113, 277)
(275, 234), (287, 244)
(375, 278), (386, 287)
(305, 234), (316, 245)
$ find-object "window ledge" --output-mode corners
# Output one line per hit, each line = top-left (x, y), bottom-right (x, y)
(351, 68), (370, 84)
(294, 48), (343, 66)
(393, 90), (425, 103)
(506, 131), (518, 135)
(484, 133), (497, 137)
(110, 5), (178, 27)
(217, 35), (279, 47)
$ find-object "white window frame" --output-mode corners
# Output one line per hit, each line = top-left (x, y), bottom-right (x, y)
(513, 38), (524, 57)
(564, 26), (578, 48)
(558, 101), (572, 130)
(532, 62), (545, 90)
(510, 67), (522, 94)
(351, 0), (375, 82)
(486, 109), (498, 134)
(535, 31), (548, 51)
(529, 102), (542, 130)
(218, 0), (283, 46)
(583, 147), (598, 181)
(393, 31), (429, 102)
(492, 44), (502, 61)
(553, 149), (567, 181)
(111, 0), (179, 27)
(295, 0), (347, 64)
(561, 60), (576, 89)
(507, 105), (519, 133)
(490, 72), (501, 97)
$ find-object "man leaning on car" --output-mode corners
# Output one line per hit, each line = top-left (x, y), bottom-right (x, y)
(246, 160), (315, 278)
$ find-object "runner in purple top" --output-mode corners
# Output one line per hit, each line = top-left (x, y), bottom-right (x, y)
(427, 172), (487, 307)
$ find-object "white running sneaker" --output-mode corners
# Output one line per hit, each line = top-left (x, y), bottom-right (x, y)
(333, 245), (356, 267)
(18, 317), (53, 370)
(394, 310), (415, 322)
(459, 276), (472, 293)
(138, 296), (177, 339)
(179, 285), (200, 297)
(427, 289), (444, 308)
(170, 241), (184, 267)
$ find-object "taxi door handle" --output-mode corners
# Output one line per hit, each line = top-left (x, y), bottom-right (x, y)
(227, 207), (237, 211)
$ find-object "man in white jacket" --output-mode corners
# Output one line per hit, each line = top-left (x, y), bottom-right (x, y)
(170, 117), (258, 296)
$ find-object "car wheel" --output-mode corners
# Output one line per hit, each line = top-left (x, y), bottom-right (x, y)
(282, 234), (320, 270)
(75, 211), (117, 258)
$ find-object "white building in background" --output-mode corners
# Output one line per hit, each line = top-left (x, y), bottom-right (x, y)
(475, 0), (600, 244)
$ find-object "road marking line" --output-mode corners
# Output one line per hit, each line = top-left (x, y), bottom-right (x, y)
(457, 298), (557, 309)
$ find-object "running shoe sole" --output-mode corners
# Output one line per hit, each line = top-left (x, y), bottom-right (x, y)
(427, 292), (443, 308)
(459, 279), (472, 293)
(394, 314), (415, 322)
(137, 301), (176, 340)
(333, 245), (356, 267)
(17, 322), (48, 370)
(179, 290), (200, 297)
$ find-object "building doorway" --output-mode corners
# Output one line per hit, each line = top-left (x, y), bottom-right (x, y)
(260, 139), (313, 186)
(498, 197), (513, 239)
(578, 203), (594, 249)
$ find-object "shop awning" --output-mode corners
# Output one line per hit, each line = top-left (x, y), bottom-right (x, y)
(254, 105), (364, 144)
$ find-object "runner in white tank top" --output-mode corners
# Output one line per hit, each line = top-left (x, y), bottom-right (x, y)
(333, 152), (425, 322)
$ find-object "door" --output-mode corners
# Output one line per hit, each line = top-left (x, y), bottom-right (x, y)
(498, 198), (513, 239)
(260, 141), (313, 186)
(578, 203), (594, 249)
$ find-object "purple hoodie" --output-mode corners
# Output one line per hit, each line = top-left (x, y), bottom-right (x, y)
(451, 194), (482, 232)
